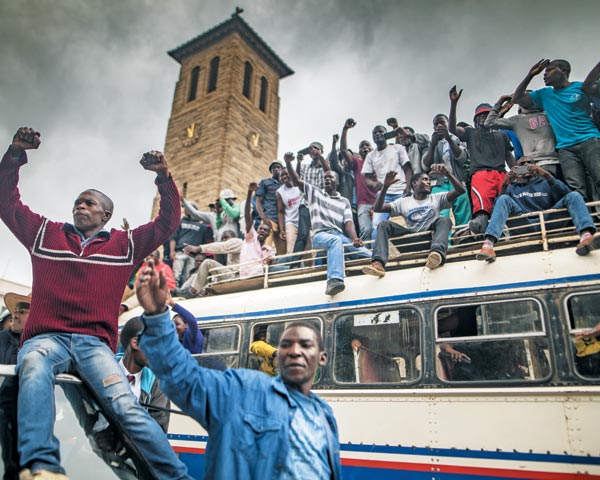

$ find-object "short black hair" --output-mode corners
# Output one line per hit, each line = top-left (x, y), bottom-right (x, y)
(283, 321), (324, 351)
(411, 172), (428, 187)
(84, 189), (114, 213)
(549, 59), (571, 77)
(433, 113), (448, 121)
(120, 316), (143, 351)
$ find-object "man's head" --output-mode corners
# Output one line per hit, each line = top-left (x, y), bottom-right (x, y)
(372, 125), (387, 146)
(323, 170), (339, 194)
(433, 113), (449, 130)
(269, 160), (284, 180)
(120, 316), (148, 367)
(4, 292), (31, 335)
(219, 189), (237, 206)
(410, 172), (431, 195)
(401, 126), (415, 147)
(253, 327), (268, 342)
(278, 322), (327, 395)
(184, 200), (199, 217)
(358, 140), (373, 159)
(280, 168), (293, 188)
(473, 103), (493, 127)
(308, 142), (324, 159)
(172, 314), (187, 341)
(0, 310), (12, 331)
(544, 59), (571, 87)
(221, 229), (237, 241)
(257, 221), (272, 243)
(73, 189), (113, 236)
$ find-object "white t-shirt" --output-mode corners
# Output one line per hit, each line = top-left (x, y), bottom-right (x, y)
(389, 192), (451, 232)
(361, 144), (410, 195)
(276, 184), (302, 226)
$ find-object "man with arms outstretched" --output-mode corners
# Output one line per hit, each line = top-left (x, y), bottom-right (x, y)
(0, 127), (190, 479)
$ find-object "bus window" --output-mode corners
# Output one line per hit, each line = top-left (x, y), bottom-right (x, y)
(193, 325), (240, 370)
(333, 308), (421, 385)
(247, 319), (322, 382)
(566, 292), (600, 377)
(436, 300), (550, 383)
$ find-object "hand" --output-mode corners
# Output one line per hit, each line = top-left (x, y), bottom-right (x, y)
(279, 229), (286, 241)
(449, 85), (463, 103)
(12, 127), (41, 150)
(386, 117), (399, 129)
(527, 163), (548, 177)
(344, 118), (356, 129)
(140, 150), (168, 175)
(182, 244), (200, 256)
(430, 163), (448, 176)
(352, 237), (363, 248)
(136, 258), (169, 316)
(528, 58), (550, 77)
(284, 151), (295, 163)
(248, 182), (259, 192)
(333, 134), (340, 143)
(383, 171), (400, 189)
(496, 94), (513, 106)
(166, 291), (175, 307)
(121, 218), (130, 231)
(297, 153), (304, 162)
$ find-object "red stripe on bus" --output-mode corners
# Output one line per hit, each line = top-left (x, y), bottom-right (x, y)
(341, 458), (600, 479)
(173, 446), (206, 454)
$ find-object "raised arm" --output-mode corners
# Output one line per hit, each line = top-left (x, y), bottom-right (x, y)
(340, 118), (357, 168)
(245, 183), (257, 234)
(329, 134), (343, 176)
(484, 95), (516, 129)
(448, 86), (466, 141)
(582, 60), (600, 97)
(284, 152), (305, 191)
(512, 59), (549, 109)
(373, 171), (399, 213)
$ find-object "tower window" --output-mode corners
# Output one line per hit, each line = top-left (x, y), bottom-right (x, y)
(208, 56), (220, 93)
(188, 66), (200, 102)
(243, 62), (253, 99)
(259, 76), (268, 113)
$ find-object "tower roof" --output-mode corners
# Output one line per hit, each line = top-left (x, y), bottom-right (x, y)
(168, 11), (294, 79)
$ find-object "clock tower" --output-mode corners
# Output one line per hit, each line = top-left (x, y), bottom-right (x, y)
(154, 9), (294, 215)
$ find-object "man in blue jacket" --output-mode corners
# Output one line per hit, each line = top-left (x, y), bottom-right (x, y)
(477, 157), (600, 262)
(136, 259), (342, 480)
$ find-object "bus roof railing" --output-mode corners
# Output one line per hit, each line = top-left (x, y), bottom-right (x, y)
(200, 201), (600, 296)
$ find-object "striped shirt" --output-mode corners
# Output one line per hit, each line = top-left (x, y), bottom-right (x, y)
(300, 161), (325, 190)
(304, 183), (352, 234)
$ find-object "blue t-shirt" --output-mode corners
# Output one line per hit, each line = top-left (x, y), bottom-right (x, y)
(278, 388), (332, 480)
(529, 81), (600, 149)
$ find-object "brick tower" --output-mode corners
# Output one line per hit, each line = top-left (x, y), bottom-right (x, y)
(153, 9), (294, 216)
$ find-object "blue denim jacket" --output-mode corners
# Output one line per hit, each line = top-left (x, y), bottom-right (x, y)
(140, 310), (342, 480)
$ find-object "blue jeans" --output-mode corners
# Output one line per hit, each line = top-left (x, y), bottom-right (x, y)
(559, 137), (600, 201)
(372, 193), (404, 241)
(16, 333), (190, 478)
(484, 191), (596, 242)
(312, 230), (371, 281)
(357, 203), (374, 241)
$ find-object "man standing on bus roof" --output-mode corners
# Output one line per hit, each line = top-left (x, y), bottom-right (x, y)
(284, 152), (371, 296)
(0, 127), (190, 479)
(136, 259), (342, 480)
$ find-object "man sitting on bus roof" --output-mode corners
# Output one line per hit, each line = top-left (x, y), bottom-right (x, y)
(477, 157), (600, 262)
(136, 259), (342, 480)
(363, 164), (466, 275)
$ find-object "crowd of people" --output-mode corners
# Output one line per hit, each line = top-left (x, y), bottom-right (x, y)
(151, 58), (600, 297)
(0, 57), (600, 479)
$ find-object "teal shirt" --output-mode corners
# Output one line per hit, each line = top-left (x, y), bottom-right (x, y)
(529, 81), (600, 149)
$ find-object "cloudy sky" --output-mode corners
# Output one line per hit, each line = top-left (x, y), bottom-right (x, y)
(0, 0), (598, 286)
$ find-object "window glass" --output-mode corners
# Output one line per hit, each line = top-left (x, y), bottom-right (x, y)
(334, 309), (421, 384)
(247, 319), (322, 382)
(436, 301), (550, 382)
(208, 56), (220, 93)
(243, 62), (253, 99)
(567, 292), (600, 377)
(188, 66), (200, 101)
(259, 76), (268, 112)
(193, 325), (239, 370)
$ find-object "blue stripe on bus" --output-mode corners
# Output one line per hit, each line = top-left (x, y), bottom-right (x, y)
(168, 434), (600, 465)
(193, 273), (600, 322)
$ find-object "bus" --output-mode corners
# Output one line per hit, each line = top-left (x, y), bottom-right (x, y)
(124, 205), (600, 479)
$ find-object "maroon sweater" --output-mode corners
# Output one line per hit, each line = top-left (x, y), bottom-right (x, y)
(0, 146), (180, 351)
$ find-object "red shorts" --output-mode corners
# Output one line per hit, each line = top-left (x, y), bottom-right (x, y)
(470, 170), (506, 215)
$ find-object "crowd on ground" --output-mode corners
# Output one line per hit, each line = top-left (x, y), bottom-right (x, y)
(1, 57), (600, 480)
(146, 58), (600, 298)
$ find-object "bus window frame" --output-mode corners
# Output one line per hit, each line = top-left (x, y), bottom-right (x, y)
(433, 297), (552, 384)
(332, 305), (423, 387)
(563, 290), (600, 380)
(192, 322), (242, 359)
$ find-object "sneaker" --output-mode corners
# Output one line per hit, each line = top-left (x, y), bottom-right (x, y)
(19, 470), (70, 480)
(425, 251), (443, 269)
(325, 279), (345, 296)
(476, 244), (496, 262)
(575, 234), (600, 256)
(362, 261), (385, 277)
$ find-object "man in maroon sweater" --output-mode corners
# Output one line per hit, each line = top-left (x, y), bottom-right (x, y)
(0, 128), (190, 479)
